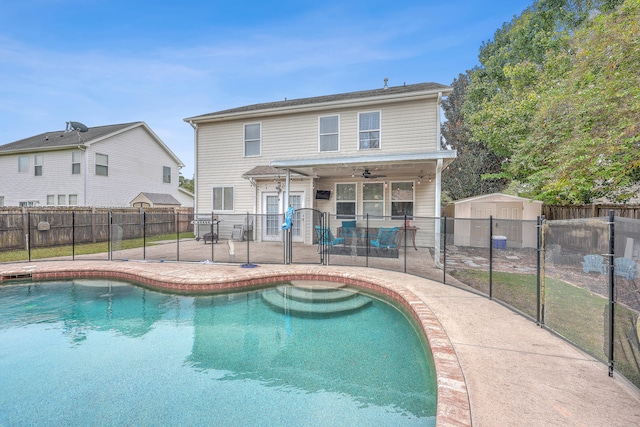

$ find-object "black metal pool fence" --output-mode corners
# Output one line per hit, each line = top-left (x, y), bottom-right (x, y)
(1, 209), (639, 390)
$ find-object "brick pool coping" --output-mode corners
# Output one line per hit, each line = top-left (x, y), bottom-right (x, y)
(0, 260), (471, 426)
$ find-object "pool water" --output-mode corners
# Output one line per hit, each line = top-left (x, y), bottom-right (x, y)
(0, 280), (436, 426)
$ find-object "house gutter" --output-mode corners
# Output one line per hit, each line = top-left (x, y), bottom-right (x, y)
(188, 120), (198, 214)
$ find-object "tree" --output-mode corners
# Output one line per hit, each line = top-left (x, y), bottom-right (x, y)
(441, 71), (508, 200)
(179, 174), (194, 193)
(515, 0), (640, 203)
(463, 0), (630, 203)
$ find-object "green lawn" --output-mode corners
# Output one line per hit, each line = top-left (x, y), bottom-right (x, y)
(0, 232), (194, 263)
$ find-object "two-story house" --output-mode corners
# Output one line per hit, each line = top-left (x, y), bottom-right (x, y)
(184, 81), (455, 245)
(0, 122), (191, 208)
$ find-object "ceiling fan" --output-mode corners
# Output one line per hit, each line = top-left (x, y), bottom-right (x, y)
(361, 168), (386, 179)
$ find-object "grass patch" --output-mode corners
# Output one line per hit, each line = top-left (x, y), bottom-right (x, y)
(0, 232), (195, 263)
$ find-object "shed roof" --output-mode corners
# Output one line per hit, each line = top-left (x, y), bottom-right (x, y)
(135, 192), (181, 205)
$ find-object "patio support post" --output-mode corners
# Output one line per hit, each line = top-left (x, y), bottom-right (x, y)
(608, 210), (615, 377)
(489, 216), (493, 300)
(210, 212), (214, 262)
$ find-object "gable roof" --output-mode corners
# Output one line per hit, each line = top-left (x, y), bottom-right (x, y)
(0, 121), (185, 167)
(449, 192), (543, 205)
(185, 82), (451, 123)
(134, 192), (181, 205)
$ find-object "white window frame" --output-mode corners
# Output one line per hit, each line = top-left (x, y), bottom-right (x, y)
(318, 115), (339, 152)
(358, 111), (381, 150)
(34, 155), (43, 176)
(18, 156), (29, 173)
(72, 151), (81, 175)
(244, 123), (261, 157)
(390, 181), (415, 219)
(47, 195), (55, 205)
(58, 194), (66, 206)
(163, 166), (171, 183)
(95, 153), (108, 176)
(362, 182), (384, 218)
(19, 201), (39, 207)
(335, 183), (357, 219)
(69, 194), (78, 206)
(212, 186), (234, 212)
(0, 196), (4, 207)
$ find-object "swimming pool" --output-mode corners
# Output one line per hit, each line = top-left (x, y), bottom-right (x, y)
(0, 279), (437, 426)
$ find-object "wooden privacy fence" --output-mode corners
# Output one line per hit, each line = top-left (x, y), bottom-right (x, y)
(543, 204), (640, 220)
(0, 207), (194, 250)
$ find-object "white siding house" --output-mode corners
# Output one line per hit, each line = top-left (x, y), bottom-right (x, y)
(184, 82), (455, 245)
(0, 122), (190, 208)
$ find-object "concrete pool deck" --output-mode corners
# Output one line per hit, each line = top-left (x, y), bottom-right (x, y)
(2, 260), (640, 426)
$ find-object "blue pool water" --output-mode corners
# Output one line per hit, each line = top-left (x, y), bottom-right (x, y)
(0, 279), (436, 426)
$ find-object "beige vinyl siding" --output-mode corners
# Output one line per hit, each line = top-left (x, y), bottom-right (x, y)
(195, 96), (439, 215)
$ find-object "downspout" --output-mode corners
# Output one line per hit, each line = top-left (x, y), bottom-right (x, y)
(78, 144), (88, 206)
(434, 91), (444, 268)
(188, 120), (198, 215)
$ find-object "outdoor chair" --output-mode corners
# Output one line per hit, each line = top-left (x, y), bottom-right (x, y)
(582, 254), (606, 275)
(315, 225), (345, 251)
(370, 227), (399, 249)
(232, 216), (254, 241)
(614, 257), (637, 281)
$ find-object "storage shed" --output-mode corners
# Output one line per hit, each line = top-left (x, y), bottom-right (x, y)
(444, 193), (543, 248)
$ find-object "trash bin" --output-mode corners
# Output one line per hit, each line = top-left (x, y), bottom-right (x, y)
(492, 235), (507, 249)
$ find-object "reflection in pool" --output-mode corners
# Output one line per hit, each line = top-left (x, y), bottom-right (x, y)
(0, 279), (436, 426)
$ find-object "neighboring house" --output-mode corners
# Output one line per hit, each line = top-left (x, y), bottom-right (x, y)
(444, 193), (543, 248)
(184, 81), (455, 245)
(0, 122), (189, 208)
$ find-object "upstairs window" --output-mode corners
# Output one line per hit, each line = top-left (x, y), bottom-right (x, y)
(319, 115), (339, 152)
(163, 166), (171, 183)
(18, 156), (28, 173)
(244, 123), (261, 157)
(212, 186), (234, 211)
(72, 151), (81, 174)
(95, 153), (108, 176)
(358, 111), (380, 149)
(47, 195), (55, 205)
(34, 155), (43, 176)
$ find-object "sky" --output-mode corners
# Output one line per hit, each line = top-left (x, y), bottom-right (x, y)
(0, 0), (534, 179)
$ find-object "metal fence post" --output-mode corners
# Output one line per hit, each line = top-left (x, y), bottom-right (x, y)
(108, 211), (112, 261)
(443, 215), (447, 284)
(143, 211), (147, 260)
(403, 214), (407, 274)
(608, 210), (615, 377)
(27, 211), (31, 262)
(489, 215), (493, 300)
(536, 215), (541, 325)
(72, 211), (76, 261)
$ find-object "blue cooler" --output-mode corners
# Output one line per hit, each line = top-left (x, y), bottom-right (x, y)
(492, 235), (507, 249)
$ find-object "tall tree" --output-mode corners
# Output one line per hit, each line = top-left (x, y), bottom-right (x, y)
(464, 0), (628, 203)
(514, 0), (640, 203)
(441, 71), (507, 200)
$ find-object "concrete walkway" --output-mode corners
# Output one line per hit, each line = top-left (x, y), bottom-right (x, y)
(1, 260), (639, 426)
